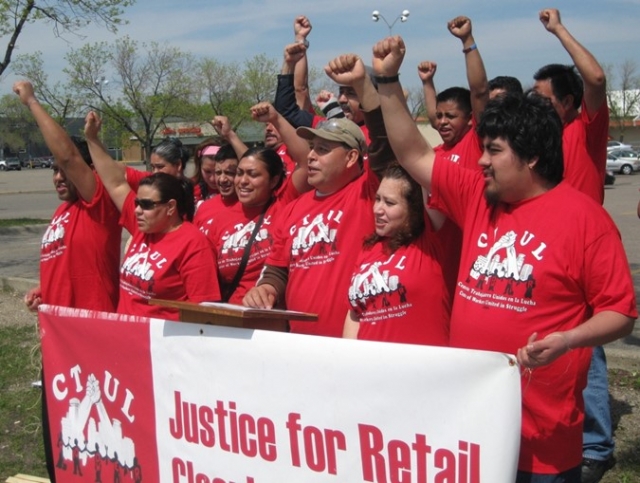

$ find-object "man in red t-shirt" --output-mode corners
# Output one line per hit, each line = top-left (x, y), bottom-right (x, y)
(244, 55), (391, 337)
(531, 10), (612, 482)
(374, 36), (636, 481)
(14, 80), (122, 483)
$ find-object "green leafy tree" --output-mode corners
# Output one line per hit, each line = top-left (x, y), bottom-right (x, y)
(0, 93), (43, 156)
(0, 0), (134, 78)
(195, 57), (251, 130)
(65, 36), (195, 163)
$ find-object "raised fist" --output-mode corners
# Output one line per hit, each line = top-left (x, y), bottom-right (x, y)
(12, 80), (36, 106)
(539, 9), (562, 33)
(211, 116), (231, 137)
(294, 15), (312, 39)
(84, 111), (102, 140)
(284, 42), (307, 65)
(324, 54), (366, 87)
(250, 102), (277, 123)
(372, 36), (406, 77)
(447, 16), (472, 41)
(417, 61), (437, 84)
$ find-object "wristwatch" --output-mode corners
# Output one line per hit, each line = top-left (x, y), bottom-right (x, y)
(295, 39), (310, 49)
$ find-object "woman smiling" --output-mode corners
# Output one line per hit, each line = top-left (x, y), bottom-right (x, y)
(343, 164), (450, 345)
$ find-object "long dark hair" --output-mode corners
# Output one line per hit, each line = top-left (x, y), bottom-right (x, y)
(364, 163), (425, 252)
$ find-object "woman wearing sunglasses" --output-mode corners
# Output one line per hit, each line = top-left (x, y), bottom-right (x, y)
(204, 102), (312, 304)
(343, 164), (450, 346)
(84, 111), (221, 320)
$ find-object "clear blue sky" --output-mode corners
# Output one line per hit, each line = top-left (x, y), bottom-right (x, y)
(1, 0), (639, 96)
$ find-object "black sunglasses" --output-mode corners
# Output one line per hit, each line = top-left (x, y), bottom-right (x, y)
(134, 198), (167, 210)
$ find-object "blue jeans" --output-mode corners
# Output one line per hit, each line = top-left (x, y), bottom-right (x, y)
(516, 465), (581, 483)
(582, 346), (614, 461)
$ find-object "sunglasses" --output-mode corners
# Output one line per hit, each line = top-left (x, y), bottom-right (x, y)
(134, 198), (167, 210)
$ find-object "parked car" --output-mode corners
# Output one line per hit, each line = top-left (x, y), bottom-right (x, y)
(607, 140), (633, 151)
(4, 158), (22, 171)
(606, 151), (640, 175)
(605, 169), (615, 186)
(29, 156), (54, 168)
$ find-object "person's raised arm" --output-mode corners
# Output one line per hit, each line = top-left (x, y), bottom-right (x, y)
(374, 36), (436, 191)
(540, 8), (606, 116)
(325, 53), (394, 178)
(250, 102), (311, 194)
(293, 15), (313, 113)
(448, 16), (489, 122)
(13, 80), (97, 202)
(417, 61), (438, 127)
(211, 116), (249, 158)
(273, 43), (314, 128)
(83, 111), (131, 212)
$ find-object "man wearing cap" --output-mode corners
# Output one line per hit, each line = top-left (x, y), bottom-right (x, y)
(244, 54), (391, 337)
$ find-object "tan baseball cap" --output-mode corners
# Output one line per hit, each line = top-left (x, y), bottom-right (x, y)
(297, 118), (367, 153)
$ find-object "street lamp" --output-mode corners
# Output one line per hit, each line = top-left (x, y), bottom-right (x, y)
(372, 9), (410, 35)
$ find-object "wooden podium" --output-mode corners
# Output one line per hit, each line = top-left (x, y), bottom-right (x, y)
(149, 299), (317, 332)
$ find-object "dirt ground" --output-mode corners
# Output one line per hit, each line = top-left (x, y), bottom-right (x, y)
(1, 288), (638, 480)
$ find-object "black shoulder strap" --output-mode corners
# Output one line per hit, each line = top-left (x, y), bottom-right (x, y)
(221, 201), (272, 302)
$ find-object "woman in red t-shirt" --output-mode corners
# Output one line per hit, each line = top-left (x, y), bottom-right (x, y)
(84, 112), (221, 319)
(207, 145), (308, 304)
(343, 164), (450, 346)
(191, 140), (220, 205)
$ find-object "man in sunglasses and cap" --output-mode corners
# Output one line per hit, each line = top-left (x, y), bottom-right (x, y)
(244, 54), (392, 338)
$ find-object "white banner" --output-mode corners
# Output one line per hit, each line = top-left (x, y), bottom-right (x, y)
(40, 306), (521, 483)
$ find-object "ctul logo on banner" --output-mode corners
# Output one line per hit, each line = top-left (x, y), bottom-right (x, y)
(40, 306), (159, 482)
(51, 370), (141, 481)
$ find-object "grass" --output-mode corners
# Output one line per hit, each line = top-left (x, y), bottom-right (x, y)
(0, 323), (47, 480)
(0, 218), (48, 227)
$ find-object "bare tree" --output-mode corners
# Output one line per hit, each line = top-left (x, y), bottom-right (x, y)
(11, 51), (80, 123)
(65, 37), (195, 163)
(606, 60), (640, 142)
(0, 0), (133, 78)
(405, 85), (427, 122)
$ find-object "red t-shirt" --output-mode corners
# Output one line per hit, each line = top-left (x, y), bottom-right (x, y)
(194, 195), (238, 237)
(207, 178), (300, 304)
(125, 166), (150, 193)
(40, 174), (121, 312)
(562, 100), (609, 204)
(118, 192), (221, 320)
(348, 229), (450, 346)
(276, 144), (296, 177)
(432, 122), (483, 297)
(429, 160), (637, 474)
(433, 120), (483, 172)
(266, 168), (380, 337)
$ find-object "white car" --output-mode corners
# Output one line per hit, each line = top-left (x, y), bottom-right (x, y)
(606, 150), (640, 175)
(607, 140), (633, 152)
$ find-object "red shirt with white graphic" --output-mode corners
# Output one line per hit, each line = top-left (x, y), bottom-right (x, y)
(40, 174), (121, 311)
(193, 195), (238, 237)
(206, 178), (300, 304)
(275, 144), (296, 177)
(348, 229), (450, 346)
(433, 119), (483, 171)
(429, 160), (637, 474)
(266, 168), (380, 337)
(562, 99), (609, 204)
(118, 192), (221, 320)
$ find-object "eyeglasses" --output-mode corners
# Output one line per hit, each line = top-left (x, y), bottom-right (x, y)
(134, 198), (167, 210)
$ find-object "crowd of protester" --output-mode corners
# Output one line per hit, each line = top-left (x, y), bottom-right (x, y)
(15, 9), (638, 483)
